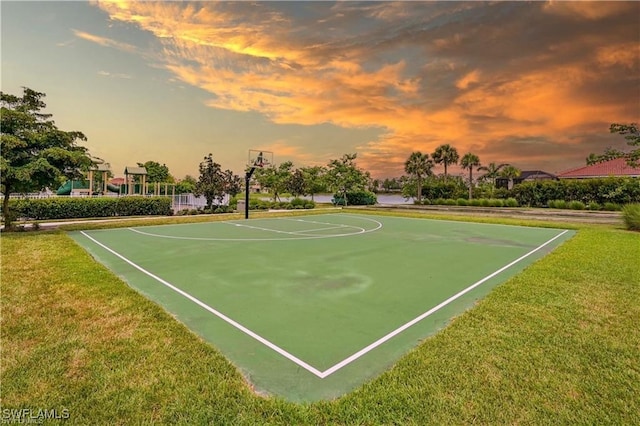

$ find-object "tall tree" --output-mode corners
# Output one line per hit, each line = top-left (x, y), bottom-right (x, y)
(254, 161), (294, 201)
(499, 165), (521, 190)
(404, 151), (433, 203)
(478, 162), (508, 195)
(194, 153), (225, 209)
(223, 169), (242, 198)
(325, 153), (368, 206)
(432, 144), (459, 180)
(610, 123), (640, 166)
(585, 147), (627, 165)
(137, 161), (171, 183)
(287, 169), (306, 197)
(1, 87), (92, 228)
(460, 152), (481, 199)
(300, 165), (327, 201)
(175, 175), (196, 194)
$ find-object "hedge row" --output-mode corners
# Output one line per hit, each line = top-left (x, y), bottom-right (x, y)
(9, 196), (173, 220)
(332, 191), (377, 206)
(415, 198), (519, 207)
(511, 178), (640, 207)
(247, 198), (316, 210)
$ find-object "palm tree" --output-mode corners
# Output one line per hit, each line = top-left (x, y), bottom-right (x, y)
(500, 165), (521, 189)
(460, 152), (481, 199)
(432, 144), (460, 180)
(404, 151), (433, 203)
(477, 162), (508, 195)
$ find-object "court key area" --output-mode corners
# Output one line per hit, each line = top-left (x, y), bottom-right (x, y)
(70, 213), (574, 401)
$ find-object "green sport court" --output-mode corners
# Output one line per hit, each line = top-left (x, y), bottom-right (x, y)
(70, 212), (574, 401)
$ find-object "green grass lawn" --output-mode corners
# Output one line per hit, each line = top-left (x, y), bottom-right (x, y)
(1, 212), (639, 424)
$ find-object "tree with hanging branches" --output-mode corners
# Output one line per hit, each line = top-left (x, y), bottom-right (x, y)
(404, 151), (434, 203)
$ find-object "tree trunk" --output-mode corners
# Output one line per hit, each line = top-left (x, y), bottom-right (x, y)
(2, 184), (13, 230)
(416, 176), (422, 203)
(468, 170), (473, 199)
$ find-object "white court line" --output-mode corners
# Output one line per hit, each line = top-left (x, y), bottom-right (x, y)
(80, 231), (324, 378)
(81, 225), (569, 379)
(125, 215), (382, 241)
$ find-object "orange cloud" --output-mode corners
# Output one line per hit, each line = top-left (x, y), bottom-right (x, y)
(89, 1), (639, 177)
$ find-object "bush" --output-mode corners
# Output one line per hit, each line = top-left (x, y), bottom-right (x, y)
(480, 199), (490, 207)
(469, 199), (483, 207)
(603, 202), (621, 211)
(290, 197), (306, 207)
(456, 198), (468, 206)
(434, 198), (446, 205)
(444, 199), (457, 206)
(505, 198), (519, 207)
(304, 202), (315, 209)
(622, 203), (640, 231)
(9, 196), (172, 220)
(587, 202), (601, 211)
(488, 199), (503, 207)
(568, 200), (585, 210)
(345, 191), (377, 206)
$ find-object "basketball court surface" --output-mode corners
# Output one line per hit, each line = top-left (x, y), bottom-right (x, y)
(70, 213), (574, 401)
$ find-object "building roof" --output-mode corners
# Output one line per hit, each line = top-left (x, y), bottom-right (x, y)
(124, 166), (147, 175)
(557, 158), (640, 179)
(519, 170), (557, 180)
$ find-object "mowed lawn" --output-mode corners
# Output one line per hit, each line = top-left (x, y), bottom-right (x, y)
(1, 213), (639, 425)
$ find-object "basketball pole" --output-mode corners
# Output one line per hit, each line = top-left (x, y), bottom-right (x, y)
(244, 166), (257, 219)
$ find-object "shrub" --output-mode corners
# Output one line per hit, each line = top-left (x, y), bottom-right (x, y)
(587, 202), (601, 211)
(488, 199), (503, 207)
(470, 199), (483, 207)
(304, 202), (315, 209)
(568, 200), (585, 210)
(434, 198), (446, 205)
(622, 203), (640, 231)
(480, 199), (490, 207)
(505, 198), (519, 207)
(549, 200), (566, 209)
(290, 197), (306, 207)
(444, 199), (457, 206)
(603, 202), (621, 211)
(421, 199), (431, 205)
(345, 191), (377, 206)
(456, 198), (468, 206)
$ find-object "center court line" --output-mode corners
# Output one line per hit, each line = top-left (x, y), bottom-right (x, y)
(81, 227), (569, 379)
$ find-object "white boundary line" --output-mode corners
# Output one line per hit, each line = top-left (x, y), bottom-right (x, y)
(125, 216), (383, 241)
(80, 224), (570, 379)
(80, 231), (325, 377)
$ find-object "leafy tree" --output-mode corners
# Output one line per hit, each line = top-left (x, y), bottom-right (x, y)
(175, 175), (196, 194)
(432, 144), (459, 180)
(460, 152), (481, 199)
(254, 161), (294, 201)
(137, 160), (171, 183)
(223, 169), (242, 198)
(585, 147), (627, 165)
(610, 123), (639, 166)
(1, 87), (92, 228)
(300, 165), (327, 201)
(194, 153), (225, 209)
(404, 151), (433, 203)
(500, 165), (521, 189)
(325, 153), (368, 206)
(287, 169), (306, 197)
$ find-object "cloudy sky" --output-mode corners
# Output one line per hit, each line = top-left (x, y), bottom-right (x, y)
(2, 1), (639, 180)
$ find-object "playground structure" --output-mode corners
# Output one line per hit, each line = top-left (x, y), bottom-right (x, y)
(57, 164), (175, 197)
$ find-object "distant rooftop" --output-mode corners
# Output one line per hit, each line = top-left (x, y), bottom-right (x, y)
(557, 158), (640, 179)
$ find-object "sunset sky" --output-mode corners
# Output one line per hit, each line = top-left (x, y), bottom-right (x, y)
(2, 1), (639, 180)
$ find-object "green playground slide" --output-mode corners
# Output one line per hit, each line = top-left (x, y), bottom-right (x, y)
(56, 180), (121, 195)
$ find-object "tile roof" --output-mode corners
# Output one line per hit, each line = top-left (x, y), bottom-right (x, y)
(557, 158), (640, 178)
